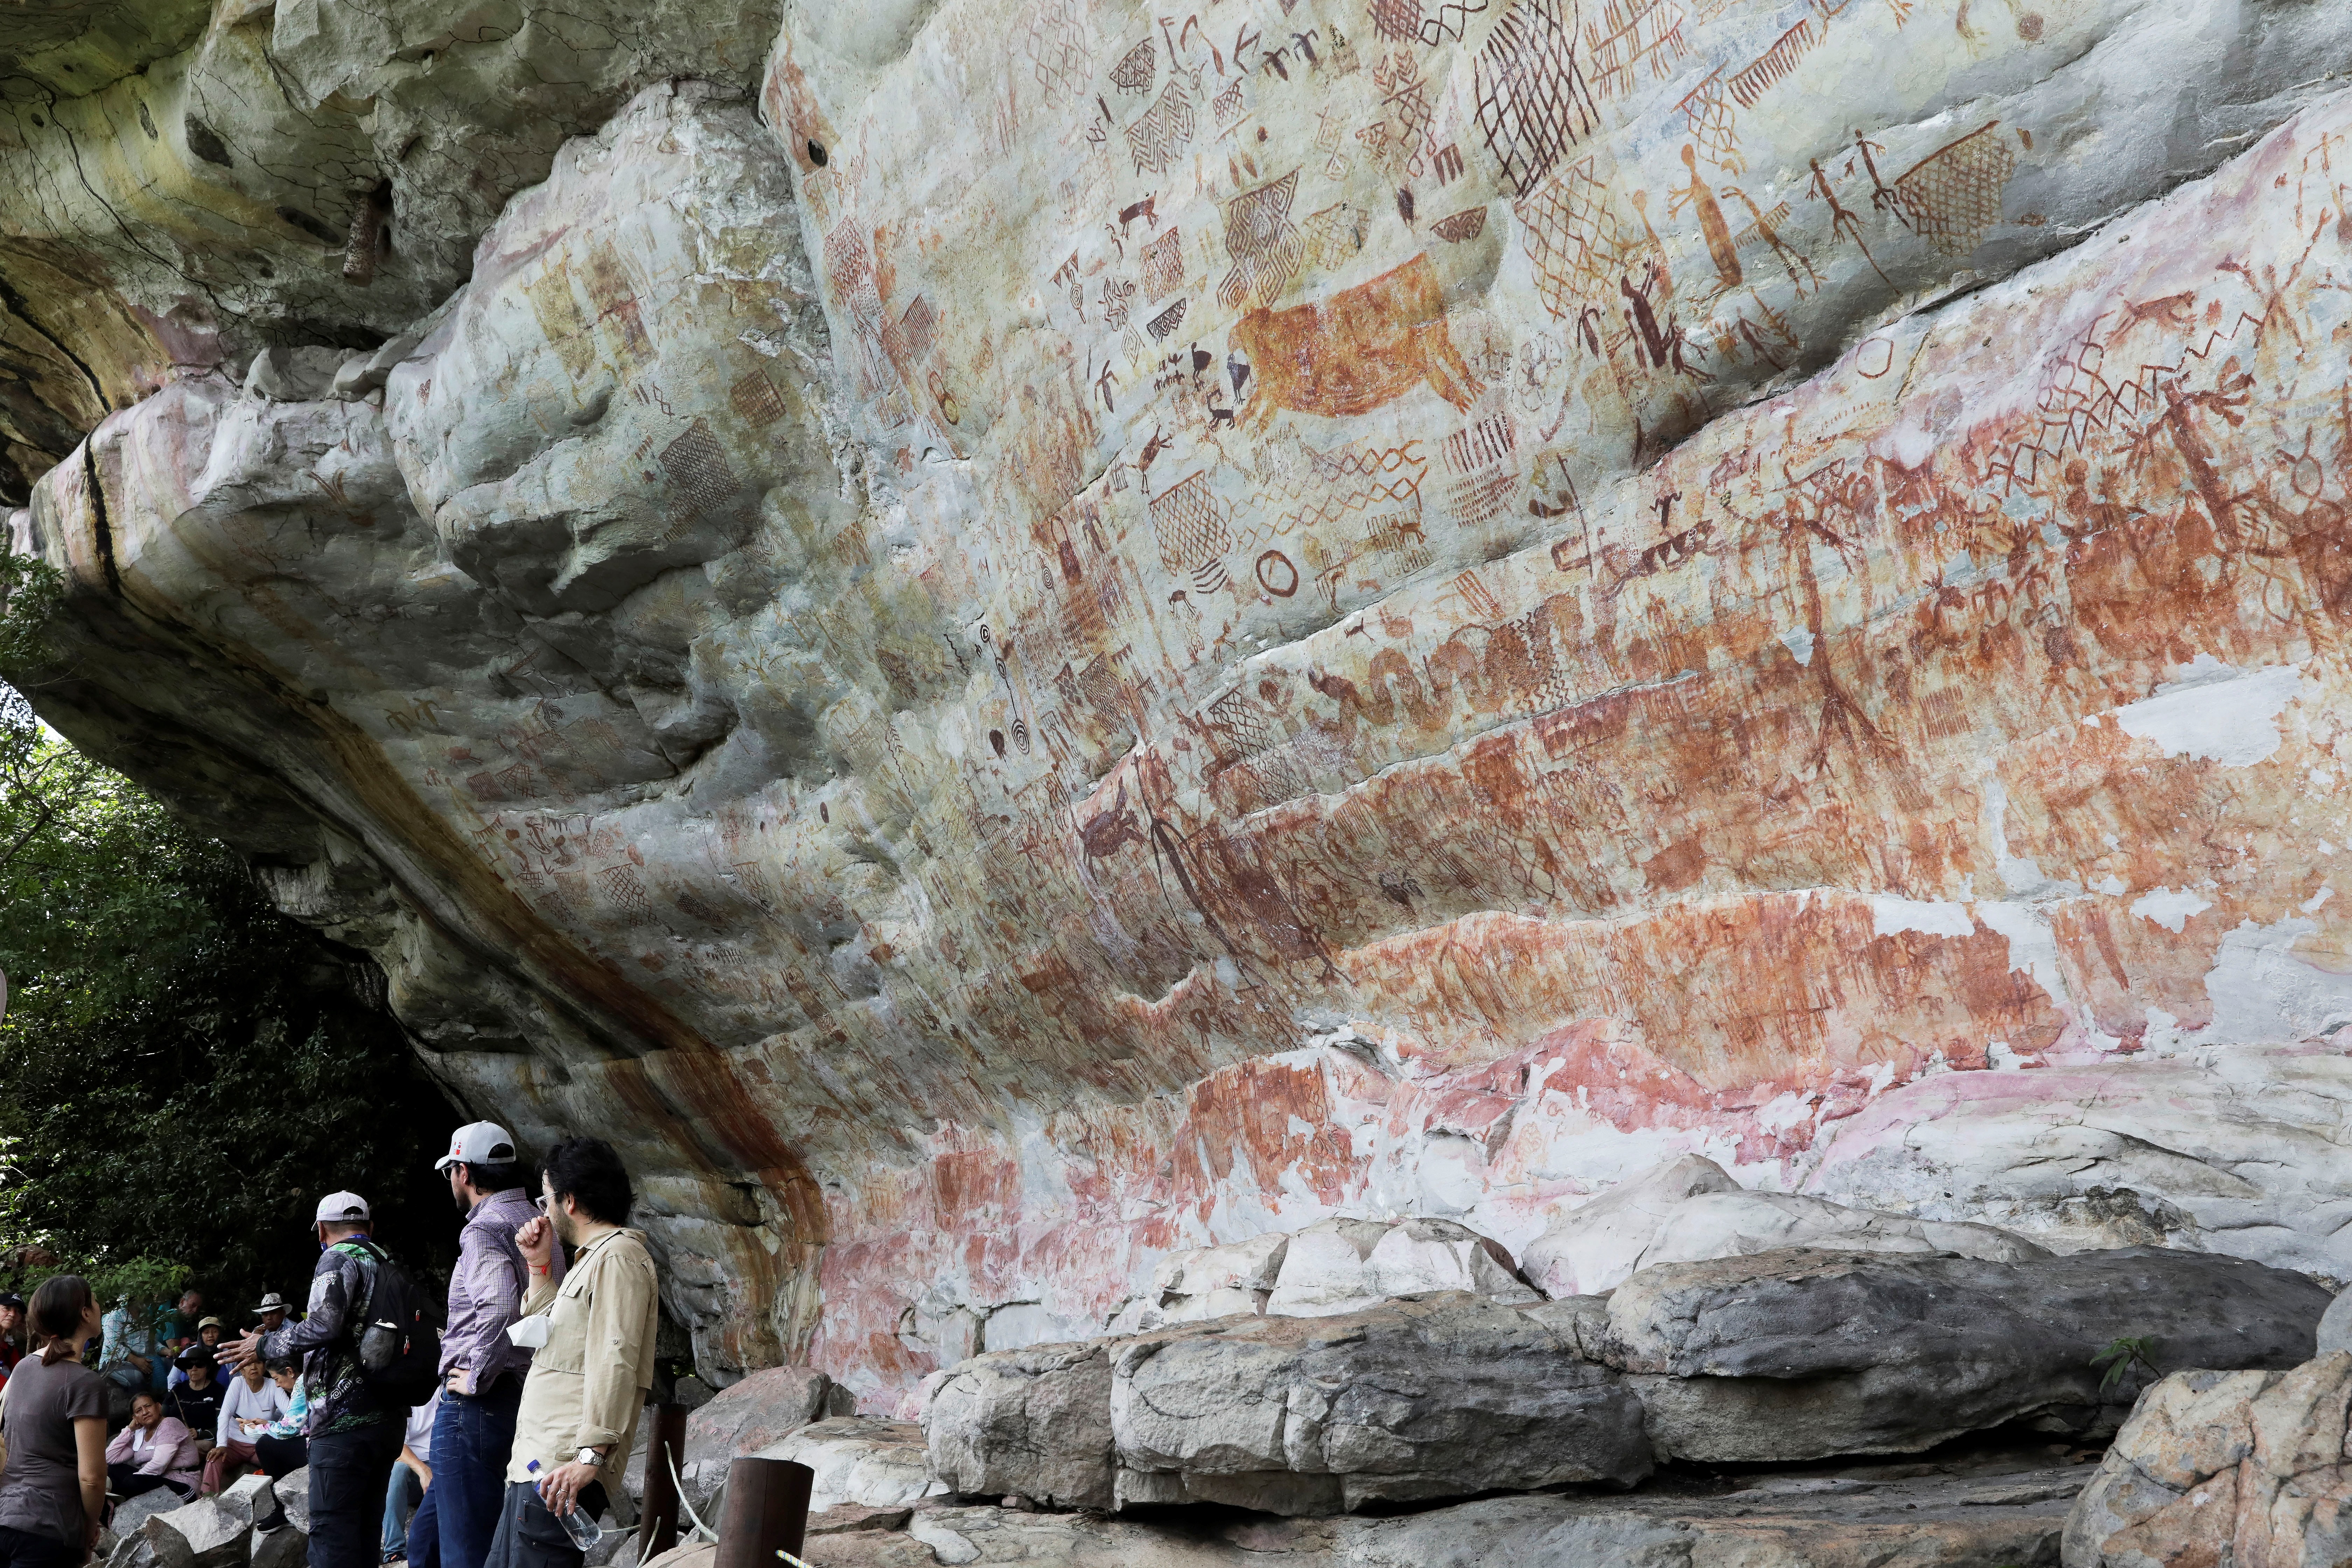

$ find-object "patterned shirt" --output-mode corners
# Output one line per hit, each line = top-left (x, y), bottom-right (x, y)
(261, 1239), (392, 1433)
(442, 1188), (563, 1393)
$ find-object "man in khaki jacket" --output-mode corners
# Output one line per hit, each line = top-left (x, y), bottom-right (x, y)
(485, 1137), (660, 1568)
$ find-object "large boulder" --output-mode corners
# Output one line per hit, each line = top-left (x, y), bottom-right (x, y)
(929, 1294), (1649, 1516)
(924, 1344), (1116, 1510)
(1644, 1190), (2051, 1270)
(104, 1489), (183, 1550)
(670, 1364), (856, 1511)
(754, 1418), (944, 1515)
(272, 1468), (310, 1536)
(791, 1460), (2090, 1567)
(1108, 1295), (1650, 1514)
(1609, 1247), (2333, 1462)
(1262, 1218), (1398, 1319)
(686, 1365), (849, 1462)
(250, 1527), (306, 1568)
(141, 1498), (249, 1568)
(1360, 1220), (1540, 1306)
(211, 1473), (274, 1531)
(1522, 1156), (1743, 1298)
(1148, 1232), (1292, 1325)
(2064, 1351), (2352, 1568)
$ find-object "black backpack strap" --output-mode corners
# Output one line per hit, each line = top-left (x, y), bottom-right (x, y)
(331, 1238), (387, 1343)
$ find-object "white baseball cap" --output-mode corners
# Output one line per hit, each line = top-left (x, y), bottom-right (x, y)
(314, 1191), (371, 1224)
(435, 1121), (519, 1173)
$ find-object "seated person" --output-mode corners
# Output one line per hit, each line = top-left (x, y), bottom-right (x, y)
(382, 1387), (440, 1566)
(166, 1351), (227, 1445)
(97, 1295), (155, 1394)
(251, 1362), (308, 1480)
(168, 1319), (228, 1390)
(203, 1357), (290, 1495)
(106, 1392), (201, 1500)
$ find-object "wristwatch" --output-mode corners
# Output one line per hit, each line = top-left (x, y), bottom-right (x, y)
(576, 1448), (605, 1469)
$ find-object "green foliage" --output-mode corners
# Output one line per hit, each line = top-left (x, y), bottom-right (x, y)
(0, 686), (459, 1314)
(2093, 1335), (2162, 1394)
(0, 547), (64, 671)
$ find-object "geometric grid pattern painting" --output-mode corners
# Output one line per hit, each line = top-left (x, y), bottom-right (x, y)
(1516, 154), (1626, 321)
(1583, 0), (1690, 102)
(1892, 121), (2017, 256)
(1475, 0), (1601, 197)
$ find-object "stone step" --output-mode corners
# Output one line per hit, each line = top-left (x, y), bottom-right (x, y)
(799, 1458), (2091, 1566)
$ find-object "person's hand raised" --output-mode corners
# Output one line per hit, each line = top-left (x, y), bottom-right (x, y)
(216, 1328), (265, 1374)
(516, 1214), (557, 1274)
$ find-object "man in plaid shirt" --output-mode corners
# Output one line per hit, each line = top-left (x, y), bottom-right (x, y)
(407, 1124), (564, 1568)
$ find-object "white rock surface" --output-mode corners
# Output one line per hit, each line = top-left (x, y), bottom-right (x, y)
(142, 1498), (249, 1568)
(1522, 1155), (1743, 1298)
(752, 1418), (945, 1514)
(1808, 1046), (2352, 1282)
(272, 1468), (309, 1536)
(211, 1474), (275, 1533)
(1364, 1217), (1540, 1304)
(1262, 1218), (1396, 1319)
(1644, 1189), (2052, 1270)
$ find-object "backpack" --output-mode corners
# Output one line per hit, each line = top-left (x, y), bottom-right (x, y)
(333, 1239), (443, 1409)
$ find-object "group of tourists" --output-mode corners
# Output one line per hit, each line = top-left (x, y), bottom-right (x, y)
(0, 1126), (662, 1568)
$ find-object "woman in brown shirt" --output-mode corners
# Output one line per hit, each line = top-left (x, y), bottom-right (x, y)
(0, 1277), (109, 1568)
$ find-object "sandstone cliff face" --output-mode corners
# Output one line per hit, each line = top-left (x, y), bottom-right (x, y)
(8, 0), (2352, 1413)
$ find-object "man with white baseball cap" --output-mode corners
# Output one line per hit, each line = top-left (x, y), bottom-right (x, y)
(219, 1192), (405, 1568)
(406, 1125), (561, 1568)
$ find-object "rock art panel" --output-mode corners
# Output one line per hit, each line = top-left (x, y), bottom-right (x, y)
(8, 0), (2352, 1426)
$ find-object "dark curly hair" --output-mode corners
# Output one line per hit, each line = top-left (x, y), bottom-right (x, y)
(541, 1136), (634, 1227)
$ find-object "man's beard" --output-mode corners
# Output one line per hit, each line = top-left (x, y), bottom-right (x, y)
(451, 1183), (471, 1215)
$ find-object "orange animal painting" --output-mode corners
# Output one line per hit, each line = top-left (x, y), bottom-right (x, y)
(1231, 254), (1483, 427)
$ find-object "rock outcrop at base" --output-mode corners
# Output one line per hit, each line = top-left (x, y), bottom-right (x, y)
(106, 1476), (302, 1568)
(924, 1247), (2331, 1516)
(2063, 1350), (2352, 1568)
(787, 1457), (2091, 1567)
(1612, 1248), (2332, 1462)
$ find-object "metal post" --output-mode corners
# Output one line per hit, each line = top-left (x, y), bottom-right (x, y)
(637, 1403), (689, 1562)
(713, 1458), (813, 1568)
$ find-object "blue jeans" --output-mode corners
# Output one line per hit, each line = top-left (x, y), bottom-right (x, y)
(382, 1465), (422, 1560)
(422, 1379), (523, 1568)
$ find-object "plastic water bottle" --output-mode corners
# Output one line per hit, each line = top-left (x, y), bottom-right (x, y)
(525, 1461), (604, 1551)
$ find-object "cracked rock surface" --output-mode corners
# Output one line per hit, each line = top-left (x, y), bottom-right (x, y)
(918, 1249), (2326, 1516)
(786, 1458), (2092, 1566)
(8, 0), (2352, 1429)
(2062, 1349), (2352, 1568)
